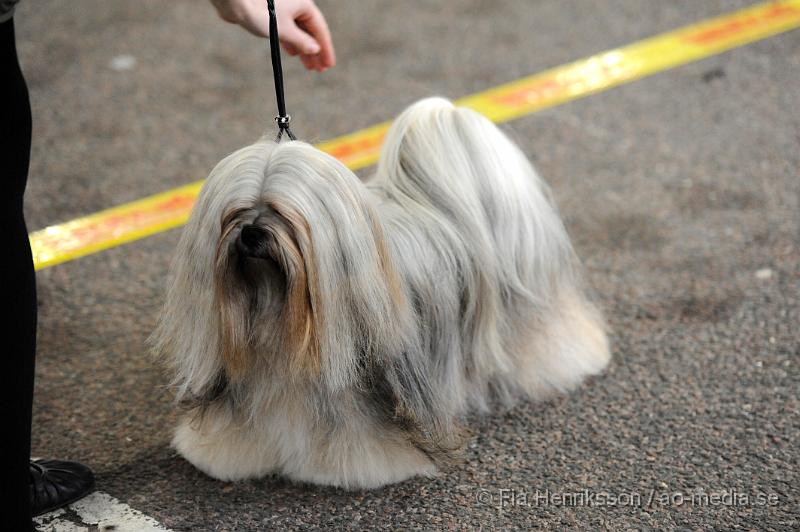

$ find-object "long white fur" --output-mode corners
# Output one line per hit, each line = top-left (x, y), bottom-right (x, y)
(152, 98), (610, 489)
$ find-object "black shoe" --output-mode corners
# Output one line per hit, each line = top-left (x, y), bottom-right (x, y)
(29, 459), (95, 517)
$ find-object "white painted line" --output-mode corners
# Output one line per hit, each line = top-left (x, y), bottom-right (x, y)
(39, 521), (87, 532)
(34, 491), (172, 532)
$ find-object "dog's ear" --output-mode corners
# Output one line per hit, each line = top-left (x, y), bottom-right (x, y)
(263, 201), (322, 379)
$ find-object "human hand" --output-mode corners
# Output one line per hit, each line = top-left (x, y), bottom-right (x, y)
(210, 0), (336, 71)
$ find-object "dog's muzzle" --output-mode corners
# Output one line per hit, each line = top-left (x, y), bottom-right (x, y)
(237, 225), (271, 259)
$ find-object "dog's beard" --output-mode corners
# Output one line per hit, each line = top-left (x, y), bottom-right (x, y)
(213, 207), (298, 382)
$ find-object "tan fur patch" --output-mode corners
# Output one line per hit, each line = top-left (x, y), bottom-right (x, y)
(214, 255), (250, 381)
(268, 201), (322, 378)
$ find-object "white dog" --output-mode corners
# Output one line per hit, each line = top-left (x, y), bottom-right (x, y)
(153, 98), (609, 489)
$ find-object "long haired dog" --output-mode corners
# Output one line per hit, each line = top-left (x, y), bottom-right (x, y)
(153, 98), (610, 489)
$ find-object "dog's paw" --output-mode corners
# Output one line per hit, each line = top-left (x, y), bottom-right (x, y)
(172, 414), (276, 482)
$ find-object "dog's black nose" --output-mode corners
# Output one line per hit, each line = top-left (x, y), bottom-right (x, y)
(237, 225), (269, 258)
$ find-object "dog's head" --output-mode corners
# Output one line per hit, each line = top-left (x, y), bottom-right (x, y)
(210, 140), (410, 389)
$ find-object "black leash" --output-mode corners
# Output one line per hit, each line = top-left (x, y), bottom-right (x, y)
(267, 0), (296, 141)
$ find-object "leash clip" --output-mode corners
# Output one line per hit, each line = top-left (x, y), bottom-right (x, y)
(274, 114), (296, 141)
(267, 0), (297, 142)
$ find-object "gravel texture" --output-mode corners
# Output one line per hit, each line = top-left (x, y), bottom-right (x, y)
(16, 0), (799, 530)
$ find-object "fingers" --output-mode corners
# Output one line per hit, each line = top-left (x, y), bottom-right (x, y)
(280, 21), (331, 72)
(300, 54), (319, 71)
(294, 4), (336, 70)
(279, 24), (321, 56)
(281, 41), (300, 56)
(210, 0), (335, 72)
(281, 40), (322, 72)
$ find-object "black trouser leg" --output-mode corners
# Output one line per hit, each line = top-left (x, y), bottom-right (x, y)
(0, 17), (36, 532)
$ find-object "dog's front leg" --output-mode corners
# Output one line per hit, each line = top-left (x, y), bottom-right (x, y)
(172, 406), (281, 482)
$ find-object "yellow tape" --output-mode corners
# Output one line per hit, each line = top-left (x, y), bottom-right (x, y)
(30, 0), (800, 270)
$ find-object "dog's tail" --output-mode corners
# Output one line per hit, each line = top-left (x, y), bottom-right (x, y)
(376, 98), (576, 305)
(374, 98), (609, 404)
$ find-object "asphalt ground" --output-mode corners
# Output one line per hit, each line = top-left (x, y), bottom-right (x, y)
(15, 0), (799, 530)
